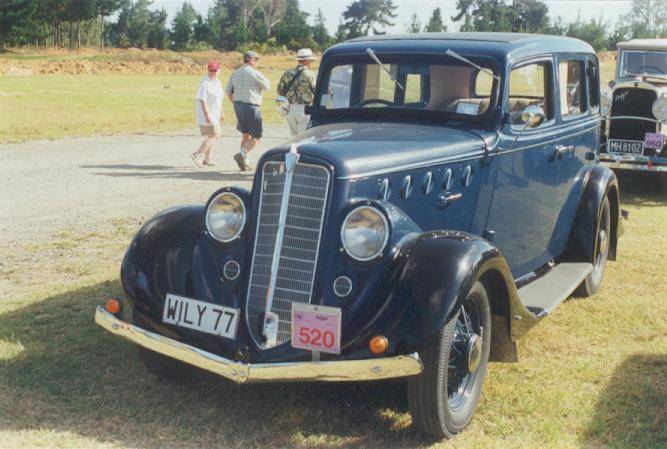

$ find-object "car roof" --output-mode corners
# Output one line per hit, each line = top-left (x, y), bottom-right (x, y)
(324, 32), (595, 65)
(617, 39), (667, 51)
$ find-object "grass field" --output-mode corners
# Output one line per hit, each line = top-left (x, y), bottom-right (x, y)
(0, 49), (615, 143)
(0, 175), (665, 449)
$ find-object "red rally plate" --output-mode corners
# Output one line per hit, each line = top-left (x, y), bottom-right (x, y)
(291, 303), (341, 355)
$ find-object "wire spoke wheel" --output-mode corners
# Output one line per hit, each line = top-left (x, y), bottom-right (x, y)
(408, 281), (491, 439)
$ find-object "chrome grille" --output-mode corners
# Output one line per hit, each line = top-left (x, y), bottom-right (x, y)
(246, 160), (330, 347)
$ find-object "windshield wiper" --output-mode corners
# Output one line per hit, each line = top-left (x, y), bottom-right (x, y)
(445, 49), (500, 81)
(366, 48), (404, 90)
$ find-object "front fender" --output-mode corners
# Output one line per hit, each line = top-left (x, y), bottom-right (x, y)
(358, 231), (537, 362)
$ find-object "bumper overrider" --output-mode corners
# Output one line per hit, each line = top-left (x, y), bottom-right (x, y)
(95, 307), (423, 384)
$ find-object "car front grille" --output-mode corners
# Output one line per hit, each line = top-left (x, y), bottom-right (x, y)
(607, 87), (658, 155)
(246, 160), (330, 347)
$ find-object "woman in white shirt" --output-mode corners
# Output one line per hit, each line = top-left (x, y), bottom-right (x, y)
(192, 61), (224, 168)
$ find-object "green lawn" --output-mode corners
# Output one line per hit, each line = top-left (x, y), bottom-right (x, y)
(0, 73), (287, 143)
(0, 176), (665, 449)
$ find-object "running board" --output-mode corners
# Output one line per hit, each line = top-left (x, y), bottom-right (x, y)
(517, 263), (593, 318)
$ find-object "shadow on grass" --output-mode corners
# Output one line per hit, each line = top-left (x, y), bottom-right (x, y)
(0, 282), (430, 449)
(582, 353), (667, 449)
(615, 171), (667, 207)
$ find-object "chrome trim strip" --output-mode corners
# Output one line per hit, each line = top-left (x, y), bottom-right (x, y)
(95, 307), (423, 383)
(599, 155), (667, 172)
(262, 144), (301, 340)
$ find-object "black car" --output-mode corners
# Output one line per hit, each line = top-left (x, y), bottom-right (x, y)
(600, 39), (667, 172)
(96, 33), (624, 439)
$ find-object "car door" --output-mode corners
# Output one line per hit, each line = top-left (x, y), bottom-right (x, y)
(547, 55), (598, 258)
(485, 58), (565, 278)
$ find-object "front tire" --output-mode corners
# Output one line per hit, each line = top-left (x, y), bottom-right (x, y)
(408, 281), (491, 439)
(574, 196), (611, 297)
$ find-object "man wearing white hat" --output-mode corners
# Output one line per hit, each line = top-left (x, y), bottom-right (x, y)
(277, 48), (317, 136)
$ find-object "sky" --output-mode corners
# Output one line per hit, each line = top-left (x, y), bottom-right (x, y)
(151, 0), (635, 34)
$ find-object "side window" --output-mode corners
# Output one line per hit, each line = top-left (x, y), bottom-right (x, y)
(559, 60), (586, 117)
(509, 62), (553, 125)
(321, 64), (352, 109)
(473, 69), (493, 97)
(587, 59), (599, 111)
(404, 74), (423, 104)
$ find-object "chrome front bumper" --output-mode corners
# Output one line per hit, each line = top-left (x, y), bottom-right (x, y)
(599, 154), (667, 172)
(95, 307), (423, 384)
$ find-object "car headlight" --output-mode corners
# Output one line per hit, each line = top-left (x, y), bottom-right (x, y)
(205, 192), (246, 242)
(652, 96), (667, 122)
(341, 205), (389, 261)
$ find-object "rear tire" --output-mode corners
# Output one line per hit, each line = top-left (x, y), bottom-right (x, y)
(575, 196), (611, 297)
(133, 312), (195, 382)
(407, 281), (491, 439)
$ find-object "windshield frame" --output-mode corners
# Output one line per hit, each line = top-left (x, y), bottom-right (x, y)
(618, 49), (667, 79)
(312, 52), (502, 126)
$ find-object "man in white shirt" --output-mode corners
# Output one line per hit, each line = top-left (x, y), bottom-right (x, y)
(225, 51), (270, 171)
(192, 61), (224, 168)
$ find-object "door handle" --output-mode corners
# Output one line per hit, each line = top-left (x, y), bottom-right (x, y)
(554, 145), (574, 159)
(437, 192), (462, 209)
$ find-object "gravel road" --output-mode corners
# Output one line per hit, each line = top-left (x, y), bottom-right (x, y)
(0, 125), (290, 245)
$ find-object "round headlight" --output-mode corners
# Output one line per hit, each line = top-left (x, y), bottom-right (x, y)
(341, 206), (389, 261)
(652, 96), (667, 122)
(206, 192), (246, 242)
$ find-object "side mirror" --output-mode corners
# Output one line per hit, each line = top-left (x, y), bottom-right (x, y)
(608, 80), (615, 89)
(520, 105), (545, 128)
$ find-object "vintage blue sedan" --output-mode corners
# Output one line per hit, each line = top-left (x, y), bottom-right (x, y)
(96, 33), (623, 439)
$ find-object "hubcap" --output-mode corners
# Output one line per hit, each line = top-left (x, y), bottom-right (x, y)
(447, 303), (484, 410)
(466, 334), (482, 374)
(599, 229), (608, 257)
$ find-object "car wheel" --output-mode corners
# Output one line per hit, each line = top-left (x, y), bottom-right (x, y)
(133, 312), (195, 382)
(575, 196), (611, 297)
(407, 281), (491, 439)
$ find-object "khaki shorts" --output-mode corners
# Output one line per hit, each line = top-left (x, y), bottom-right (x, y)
(199, 123), (221, 137)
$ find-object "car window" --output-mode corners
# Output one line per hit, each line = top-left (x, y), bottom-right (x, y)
(322, 64), (352, 109)
(508, 62), (553, 126)
(319, 59), (497, 118)
(404, 73), (423, 104)
(473, 69), (493, 97)
(559, 60), (586, 117)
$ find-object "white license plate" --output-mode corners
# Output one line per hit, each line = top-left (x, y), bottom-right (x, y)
(608, 139), (644, 155)
(162, 293), (239, 339)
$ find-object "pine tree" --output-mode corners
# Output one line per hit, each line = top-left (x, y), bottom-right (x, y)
(425, 7), (447, 32)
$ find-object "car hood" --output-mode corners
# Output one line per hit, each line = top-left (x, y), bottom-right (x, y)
(270, 122), (490, 179)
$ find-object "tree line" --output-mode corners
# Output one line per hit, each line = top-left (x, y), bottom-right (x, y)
(1, 0), (665, 51)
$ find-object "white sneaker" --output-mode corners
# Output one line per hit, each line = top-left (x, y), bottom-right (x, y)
(191, 153), (204, 168)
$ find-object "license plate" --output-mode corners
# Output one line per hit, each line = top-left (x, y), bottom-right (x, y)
(644, 132), (665, 150)
(608, 139), (644, 155)
(291, 303), (341, 354)
(162, 293), (239, 339)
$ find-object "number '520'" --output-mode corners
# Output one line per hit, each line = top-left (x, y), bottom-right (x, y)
(298, 327), (335, 348)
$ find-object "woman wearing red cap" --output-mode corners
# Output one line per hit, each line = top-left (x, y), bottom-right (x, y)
(192, 61), (224, 168)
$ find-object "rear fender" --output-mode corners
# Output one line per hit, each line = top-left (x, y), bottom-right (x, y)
(562, 165), (620, 263)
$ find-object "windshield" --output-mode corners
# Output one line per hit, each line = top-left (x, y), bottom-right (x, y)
(620, 50), (667, 78)
(318, 56), (498, 118)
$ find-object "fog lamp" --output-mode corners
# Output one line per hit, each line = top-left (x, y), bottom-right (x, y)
(105, 298), (122, 315)
(369, 335), (388, 355)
